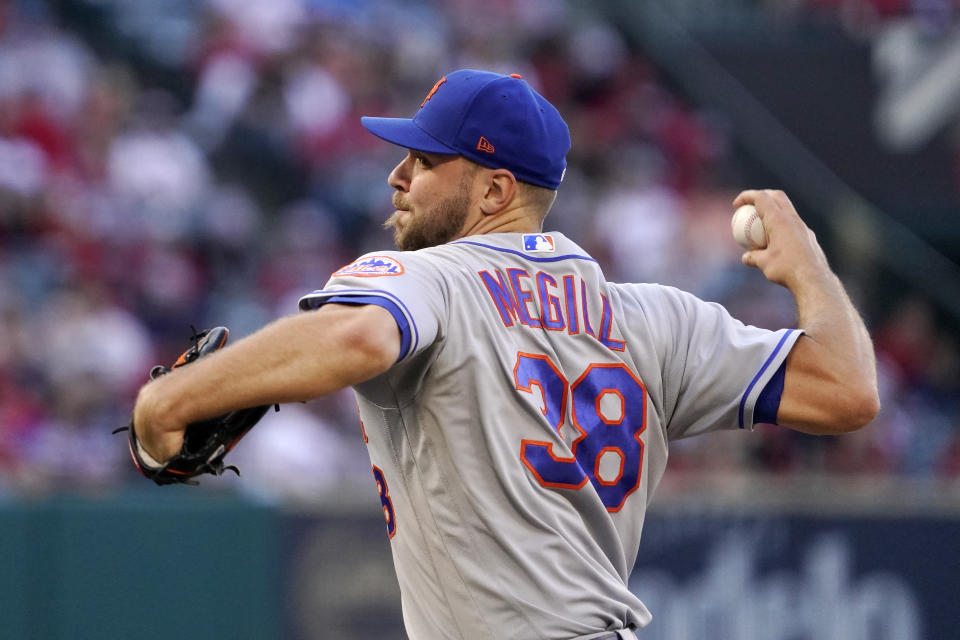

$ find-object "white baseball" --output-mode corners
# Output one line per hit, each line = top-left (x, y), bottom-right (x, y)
(731, 204), (766, 250)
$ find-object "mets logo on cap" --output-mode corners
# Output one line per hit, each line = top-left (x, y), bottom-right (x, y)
(522, 234), (555, 253)
(333, 255), (405, 277)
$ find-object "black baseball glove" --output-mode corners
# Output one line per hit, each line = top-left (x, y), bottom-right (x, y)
(114, 326), (275, 486)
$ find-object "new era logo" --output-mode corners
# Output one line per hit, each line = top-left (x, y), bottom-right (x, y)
(477, 137), (495, 153)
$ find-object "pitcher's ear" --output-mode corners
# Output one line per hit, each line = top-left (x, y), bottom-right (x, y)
(478, 169), (517, 215)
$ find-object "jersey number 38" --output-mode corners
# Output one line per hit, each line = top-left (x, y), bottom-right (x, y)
(514, 353), (646, 512)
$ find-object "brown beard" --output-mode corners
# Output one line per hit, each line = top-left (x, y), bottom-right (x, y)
(385, 176), (472, 251)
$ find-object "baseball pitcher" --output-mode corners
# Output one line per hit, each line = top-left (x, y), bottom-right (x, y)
(130, 70), (879, 639)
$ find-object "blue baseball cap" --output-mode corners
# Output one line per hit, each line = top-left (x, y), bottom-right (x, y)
(361, 70), (571, 190)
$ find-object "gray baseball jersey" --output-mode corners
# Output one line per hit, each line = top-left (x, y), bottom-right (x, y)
(299, 232), (801, 640)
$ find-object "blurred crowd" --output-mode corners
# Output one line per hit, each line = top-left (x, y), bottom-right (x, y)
(1, 0), (958, 498)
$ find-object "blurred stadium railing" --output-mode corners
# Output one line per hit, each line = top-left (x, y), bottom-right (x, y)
(599, 0), (960, 324)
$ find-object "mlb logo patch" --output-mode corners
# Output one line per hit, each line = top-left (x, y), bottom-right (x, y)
(522, 234), (556, 253)
(333, 255), (405, 277)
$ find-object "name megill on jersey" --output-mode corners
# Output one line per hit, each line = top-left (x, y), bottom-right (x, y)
(478, 268), (626, 352)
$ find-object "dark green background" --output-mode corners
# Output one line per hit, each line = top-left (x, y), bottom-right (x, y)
(0, 490), (280, 640)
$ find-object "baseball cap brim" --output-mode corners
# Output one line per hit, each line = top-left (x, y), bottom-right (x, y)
(361, 116), (459, 155)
